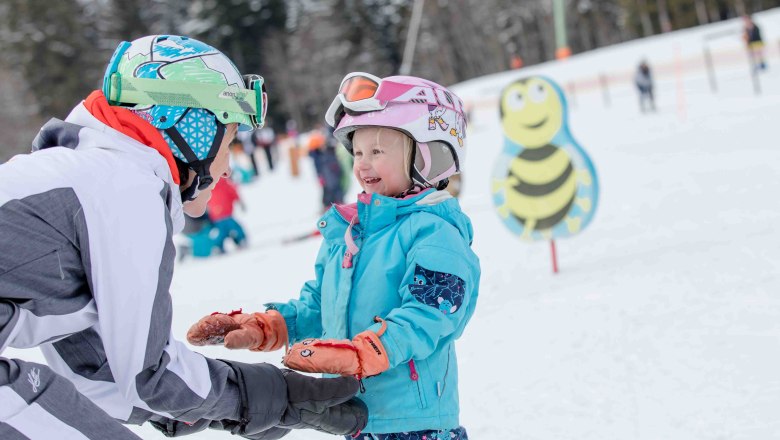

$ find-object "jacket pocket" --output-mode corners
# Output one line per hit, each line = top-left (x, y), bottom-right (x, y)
(0, 247), (61, 278)
(409, 359), (428, 409)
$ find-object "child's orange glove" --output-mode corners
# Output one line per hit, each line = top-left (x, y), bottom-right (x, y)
(186, 309), (288, 352)
(283, 318), (389, 378)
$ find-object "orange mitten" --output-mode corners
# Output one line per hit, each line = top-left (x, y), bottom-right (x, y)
(283, 317), (390, 378)
(187, 309), (288, 352)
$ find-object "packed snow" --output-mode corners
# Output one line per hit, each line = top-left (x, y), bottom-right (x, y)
(6, 9), (780, 439)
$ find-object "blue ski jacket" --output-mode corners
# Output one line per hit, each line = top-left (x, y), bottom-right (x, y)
(269, 189), (480, 434)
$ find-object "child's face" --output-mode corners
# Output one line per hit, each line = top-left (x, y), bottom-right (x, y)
(352, 127), (412, 197)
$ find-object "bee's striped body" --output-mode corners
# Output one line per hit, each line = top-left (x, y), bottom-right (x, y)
(506, 144), (577, 231)
(492, 76), (599, 240)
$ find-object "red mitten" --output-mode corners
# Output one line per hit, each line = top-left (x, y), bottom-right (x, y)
(187, 309), (288, 352)
(283, 317), (389, 378)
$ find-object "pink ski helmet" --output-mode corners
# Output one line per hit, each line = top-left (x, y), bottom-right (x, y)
(325, 73), (467, 189)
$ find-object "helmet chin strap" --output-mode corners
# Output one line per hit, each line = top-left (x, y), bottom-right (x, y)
(435, 178), (449, 191)
(164, 115), (226, 202)
(410, 168), (449, 191)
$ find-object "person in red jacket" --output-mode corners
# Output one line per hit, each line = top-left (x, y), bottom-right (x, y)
(207, 178), (247, 252)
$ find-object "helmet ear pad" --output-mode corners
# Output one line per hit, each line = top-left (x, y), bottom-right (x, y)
(411, 140), (458, 188)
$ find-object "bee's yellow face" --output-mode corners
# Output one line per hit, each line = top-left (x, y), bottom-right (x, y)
(501, 78), (563, 148)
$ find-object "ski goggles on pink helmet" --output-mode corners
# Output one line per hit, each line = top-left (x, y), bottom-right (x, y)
(325, 72), (383, 127)
(325, 72), (463, 128)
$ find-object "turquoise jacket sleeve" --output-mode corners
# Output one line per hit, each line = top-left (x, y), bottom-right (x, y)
(371, 212), (480, 367)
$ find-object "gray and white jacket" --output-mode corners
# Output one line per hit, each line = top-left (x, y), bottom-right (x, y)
(0, 102), (249, 424)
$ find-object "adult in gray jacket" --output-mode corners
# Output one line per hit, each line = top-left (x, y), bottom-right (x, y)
(0, 35), (366, 440)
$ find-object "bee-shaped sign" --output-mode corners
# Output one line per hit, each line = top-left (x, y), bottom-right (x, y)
(492, 76), (598, 241)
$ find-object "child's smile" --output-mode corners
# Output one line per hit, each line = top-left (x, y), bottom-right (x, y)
(361, 176), (382, 187)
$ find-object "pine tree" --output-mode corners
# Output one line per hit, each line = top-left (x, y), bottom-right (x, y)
(0, 0), (107, 119)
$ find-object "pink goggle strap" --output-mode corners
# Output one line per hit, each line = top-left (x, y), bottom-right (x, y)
(374, 81), (416, 103)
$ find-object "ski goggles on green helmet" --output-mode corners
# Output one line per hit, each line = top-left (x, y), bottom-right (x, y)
(103, 72), (268, 131)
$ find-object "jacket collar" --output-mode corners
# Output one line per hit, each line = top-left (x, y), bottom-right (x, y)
(321, 189), (454, 240)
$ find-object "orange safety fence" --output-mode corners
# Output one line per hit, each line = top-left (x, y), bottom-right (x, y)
(466, 39), (779, 110)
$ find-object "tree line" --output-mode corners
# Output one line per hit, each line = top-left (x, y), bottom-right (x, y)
(0, 0), (776, 159)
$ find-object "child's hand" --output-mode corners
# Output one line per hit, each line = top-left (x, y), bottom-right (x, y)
(283, 318), (389, 378)
(186, 309), (288, 352)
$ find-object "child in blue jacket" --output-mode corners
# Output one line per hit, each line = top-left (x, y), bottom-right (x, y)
(188, 73), (479, 439)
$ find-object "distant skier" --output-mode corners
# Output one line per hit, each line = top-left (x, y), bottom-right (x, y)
(208, 178), (247, 252)
(237, 129), (260, 177)
(179, 212), (216, 259)
(743, 15), (767, 72)
(0, 35), (366, 439)
(228, 137), (255, 183)
(308, 124), (345, 211)
(635, 59), (656, 113)
(253, 124), (277, 171)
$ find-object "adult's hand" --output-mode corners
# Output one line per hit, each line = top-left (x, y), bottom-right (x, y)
(278, 369), (367, 435)
(221, 361), (367, 437)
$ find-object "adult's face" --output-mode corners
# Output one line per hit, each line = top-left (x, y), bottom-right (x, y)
(182, 123), (238, 217)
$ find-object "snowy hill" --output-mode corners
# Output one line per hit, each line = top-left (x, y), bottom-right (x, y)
(7, 9), (780, 439)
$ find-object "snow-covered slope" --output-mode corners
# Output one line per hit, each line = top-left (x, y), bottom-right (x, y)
(7, 9), (780, 439)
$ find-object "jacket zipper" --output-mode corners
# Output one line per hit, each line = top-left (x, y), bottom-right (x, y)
(408, 360), (419, 381)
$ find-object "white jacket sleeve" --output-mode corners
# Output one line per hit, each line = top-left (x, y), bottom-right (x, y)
(82, 180), (240, 421)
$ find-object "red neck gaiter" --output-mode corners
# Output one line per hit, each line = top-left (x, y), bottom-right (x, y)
(83, 90), (180, 184)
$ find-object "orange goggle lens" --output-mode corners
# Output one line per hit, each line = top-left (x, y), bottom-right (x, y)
(340, 76), (379, 102)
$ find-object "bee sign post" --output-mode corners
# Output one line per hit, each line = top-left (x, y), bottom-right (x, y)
(491, 76), (599, 273)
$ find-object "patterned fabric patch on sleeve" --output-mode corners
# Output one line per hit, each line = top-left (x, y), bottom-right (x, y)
(408, 264), (465, 315)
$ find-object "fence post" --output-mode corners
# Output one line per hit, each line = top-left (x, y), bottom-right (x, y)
(599, 74), (610, 107)
(675, 44), (687, 122)
(748, 48), (762, 95)
(703, 45), (717, 93)
(567, 82), (577, 109)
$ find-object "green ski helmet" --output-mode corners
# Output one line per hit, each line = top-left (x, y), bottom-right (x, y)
(102, 35), (267, 200)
